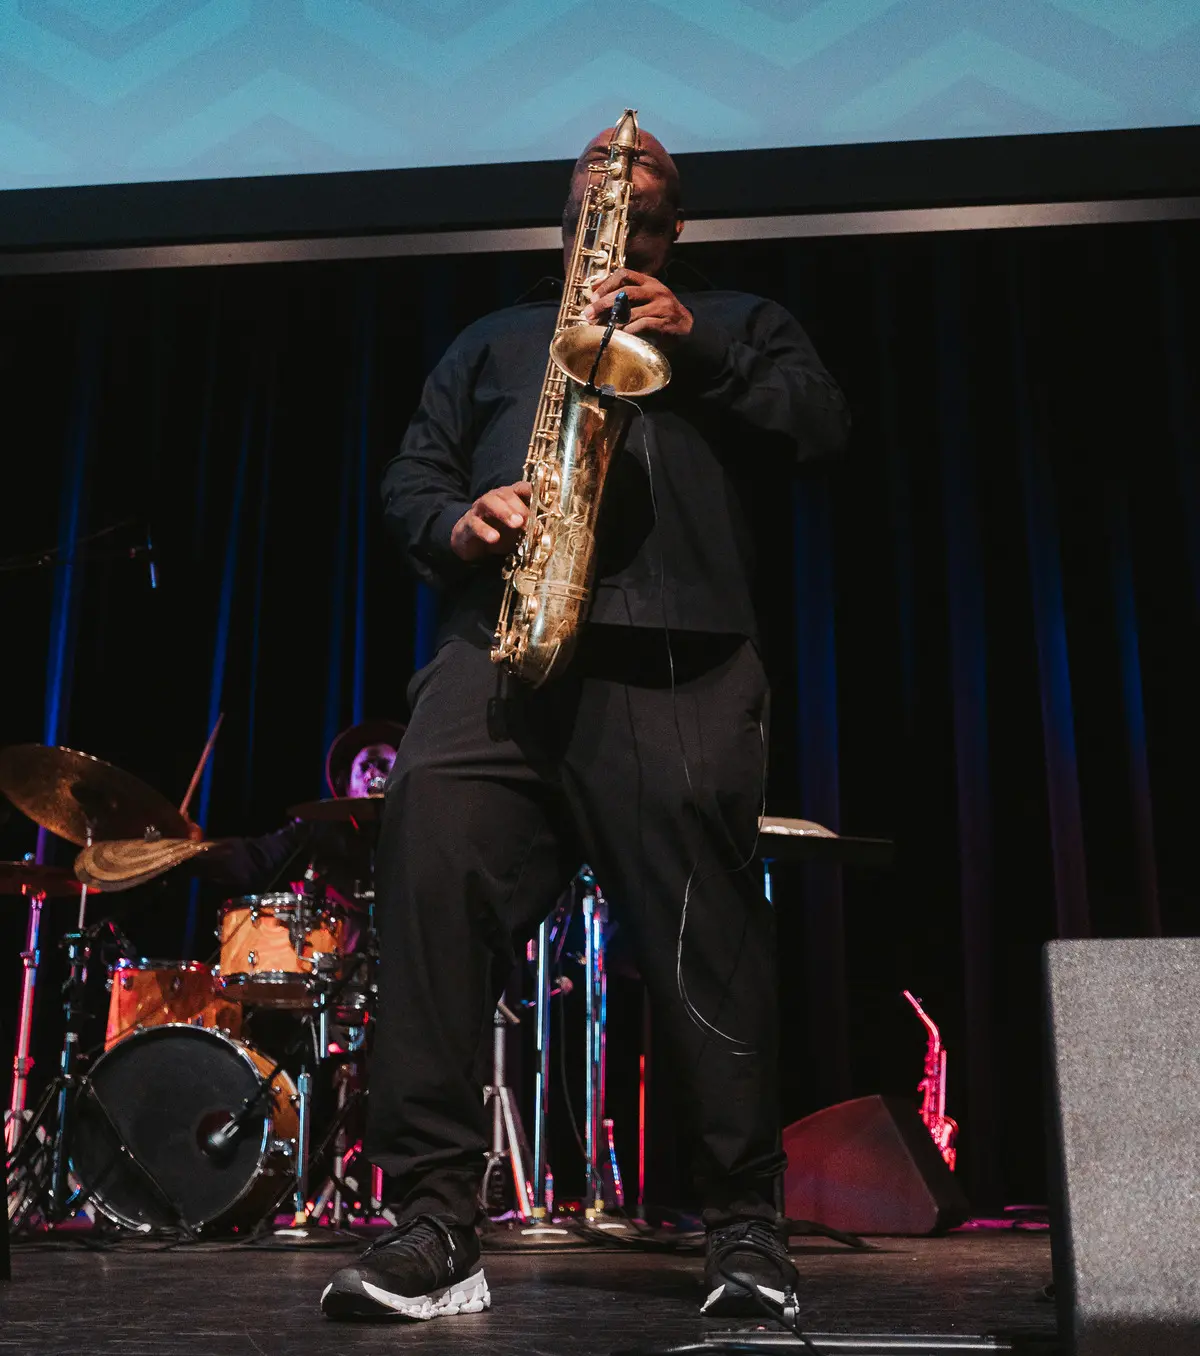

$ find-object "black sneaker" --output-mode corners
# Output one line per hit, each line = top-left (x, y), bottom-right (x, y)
(702, 1218), (798, 1317)
(321, 1215), (490, 1320)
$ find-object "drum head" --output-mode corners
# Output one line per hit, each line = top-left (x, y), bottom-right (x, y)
(71, 1025), (285, 1232)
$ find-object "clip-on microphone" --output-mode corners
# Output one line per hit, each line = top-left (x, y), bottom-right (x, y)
(203, 1071), (278, 1161)
(586, 290), (631, 396)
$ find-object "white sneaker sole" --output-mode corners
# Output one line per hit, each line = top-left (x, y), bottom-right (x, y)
(322, 1268), (491, 1321)
(702, 1280), (785, 1315)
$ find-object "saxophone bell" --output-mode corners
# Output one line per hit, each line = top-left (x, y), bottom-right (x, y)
(550, 323), (669, 405)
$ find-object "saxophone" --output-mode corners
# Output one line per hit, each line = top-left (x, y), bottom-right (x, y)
(490, 109), (672, 686)
(903, 990), (959, 1171)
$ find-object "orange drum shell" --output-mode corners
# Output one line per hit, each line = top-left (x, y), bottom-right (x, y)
(241, 1035), (299, 1147)
(218, 896), (345, 1007)
(105, 961), (241, 1051)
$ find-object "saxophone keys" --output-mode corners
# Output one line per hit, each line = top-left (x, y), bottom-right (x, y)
(534, 463), (562, 507)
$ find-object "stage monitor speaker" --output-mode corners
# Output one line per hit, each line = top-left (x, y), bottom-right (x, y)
(782, 1094), (968, 1235)
(1045, 938), (1200, 1356)
(1, 1126), (8, 1280)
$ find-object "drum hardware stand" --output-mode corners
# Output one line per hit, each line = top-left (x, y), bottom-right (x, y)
(269, 963), (393, 1237)
(6, 837), (96, 1229)
(514, 904), (582, 1245)
(311, 1061), (364, 1227)
(48, 918), (89, 1217)
(5, 870), (47, 1158)
(532, 912), (553, 1222)
(7, 926), (191, 1236)
(292, 1064), (314, 1225)
(482, 999), (534, 1219)
(580, 869), (626, 1225)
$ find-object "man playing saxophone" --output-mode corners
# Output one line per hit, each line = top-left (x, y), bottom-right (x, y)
(321, 116), (849, 1323)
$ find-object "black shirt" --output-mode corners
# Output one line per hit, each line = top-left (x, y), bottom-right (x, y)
(381, 288), (848, 649)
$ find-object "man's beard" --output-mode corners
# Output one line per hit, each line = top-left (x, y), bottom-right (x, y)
(626, 191), (677, 240)
(562, 188), (676, 268)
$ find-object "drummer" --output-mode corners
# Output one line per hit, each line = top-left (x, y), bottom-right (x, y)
(198, 718), (404, 910)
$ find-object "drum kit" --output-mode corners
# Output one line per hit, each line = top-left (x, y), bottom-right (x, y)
(2, 739), (894, 1243)
(1, 743), (387, 1238)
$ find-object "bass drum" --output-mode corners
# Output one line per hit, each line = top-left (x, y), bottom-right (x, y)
(71, 1025), (298, 1233)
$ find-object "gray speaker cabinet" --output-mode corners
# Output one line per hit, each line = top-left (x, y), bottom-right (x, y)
(1044, 938), (1200, 1356)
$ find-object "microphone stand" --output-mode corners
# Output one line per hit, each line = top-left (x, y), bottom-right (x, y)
(585, 291), (632, 394)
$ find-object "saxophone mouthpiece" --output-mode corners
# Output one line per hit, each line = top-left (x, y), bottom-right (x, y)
(612, 109), (639, 152)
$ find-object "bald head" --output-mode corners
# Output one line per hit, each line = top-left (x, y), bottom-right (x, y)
(562, 123), (684, 276)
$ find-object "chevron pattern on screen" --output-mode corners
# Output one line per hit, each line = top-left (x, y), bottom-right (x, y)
(0, 0), (1196, 190)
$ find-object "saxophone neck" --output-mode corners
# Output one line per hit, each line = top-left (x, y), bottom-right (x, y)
(612, 109), (638, 155)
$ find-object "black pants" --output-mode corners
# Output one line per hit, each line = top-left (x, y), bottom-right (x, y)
(364, 628), (785, 1228)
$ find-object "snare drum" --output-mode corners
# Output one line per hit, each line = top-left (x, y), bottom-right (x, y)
(217, 893), (345, 1008)
(105, 959), (241, 1051)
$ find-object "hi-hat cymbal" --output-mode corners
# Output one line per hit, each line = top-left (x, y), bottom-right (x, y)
(285, 795), (384, 824)
(0, 861), (82, 897)
(0, 745), (191, 846)
(75, 838), (212, 893)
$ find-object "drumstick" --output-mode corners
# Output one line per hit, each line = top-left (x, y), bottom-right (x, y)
(179, 712), (224, 822)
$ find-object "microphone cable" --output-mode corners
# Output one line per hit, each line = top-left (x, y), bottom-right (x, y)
(620, 396), (768, 1057)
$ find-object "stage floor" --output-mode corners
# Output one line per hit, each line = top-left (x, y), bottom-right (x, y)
(1, 1229), (1057, 1354)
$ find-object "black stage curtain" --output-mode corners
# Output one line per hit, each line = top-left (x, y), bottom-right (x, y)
(1, 220), (1197, 1212)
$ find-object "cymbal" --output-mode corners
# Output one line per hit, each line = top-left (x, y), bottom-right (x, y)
(75, 838), (212, 893)
(0, 861), (82, 897)
(758, 815), (894, 868)
(285, 795), (384, 824)
(0, 745), (191, 846)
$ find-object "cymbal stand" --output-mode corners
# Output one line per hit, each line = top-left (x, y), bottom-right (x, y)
(7, 843), (102, 1229)
(5, 873), (46, 1156)
(482, 1000), (534, 1219)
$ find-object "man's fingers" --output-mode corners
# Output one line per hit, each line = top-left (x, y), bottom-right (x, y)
(590, 283), (657, 311)
(584, 284), (659, 323)
(469, 515), (501, 545)
(590, 268), (647, 300)
(453, 481), (539, 562)
(477, 488), (529, 529)
(625, 303), (690, 338)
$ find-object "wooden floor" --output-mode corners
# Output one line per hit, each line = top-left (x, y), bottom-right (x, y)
(0, 1229), (1058, 1355)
